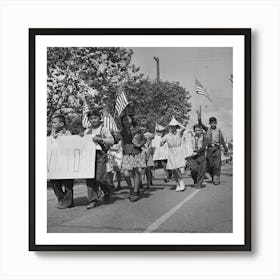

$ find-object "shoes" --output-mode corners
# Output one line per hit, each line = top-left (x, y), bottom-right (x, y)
(179, 180), (185, 191)
(164, 178), (169, 183)
(175, 183), (181, 192)
(129, 195), (139, 202)
(57, 204), (68, 209)
(213, 176), (220, 185)
(57, 200), (73, 209)
(86, 201), (97, 209)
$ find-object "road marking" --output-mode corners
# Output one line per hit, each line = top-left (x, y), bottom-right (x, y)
(144, 189), (201, 233)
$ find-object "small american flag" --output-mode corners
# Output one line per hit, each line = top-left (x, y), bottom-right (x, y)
(115, 87), (129, 116)
(82, 101), (91, 128)
(103, 112), (118, 132)
(195, 78), (212, 102)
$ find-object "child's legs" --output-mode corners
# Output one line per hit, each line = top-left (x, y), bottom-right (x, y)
(161, 160), (169, 178)
(213, 152), (221, 177)
(196, 156), (206, 187)
(61, 179), (74, 206)
(172, 169), (180, 183)
(133, 168), (143, 194)
(106, 171), (114, 186)
(50, 180), (64, 201)
(189, 159), (198, 183)
(123, 169), (133, 189)
(86, 179), (99, 202)
(115, 169), (122, 186)
(146, 166), (152, 189)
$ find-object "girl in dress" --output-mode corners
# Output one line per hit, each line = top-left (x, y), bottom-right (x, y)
(120, 114), (146, 202)
(161, 117), (186, 192)
(152, 124), (170, 182)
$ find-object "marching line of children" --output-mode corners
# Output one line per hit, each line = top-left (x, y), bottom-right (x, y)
(49, 110), (229, 210)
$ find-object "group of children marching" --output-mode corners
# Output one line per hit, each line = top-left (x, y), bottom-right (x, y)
(49, 109), (229, 210)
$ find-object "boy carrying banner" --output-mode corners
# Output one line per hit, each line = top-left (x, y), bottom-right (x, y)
(49, 115), (74, 209)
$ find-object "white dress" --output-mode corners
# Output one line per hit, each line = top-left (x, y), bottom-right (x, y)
(152, 135), (168, 161)
(162, 130), (185, 170)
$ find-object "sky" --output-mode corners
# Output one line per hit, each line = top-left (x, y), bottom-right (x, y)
(129, 47), (233, 140)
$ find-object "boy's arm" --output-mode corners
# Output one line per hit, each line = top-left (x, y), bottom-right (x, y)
(198, 116), (208, 132)
(220, 131), (228, 153)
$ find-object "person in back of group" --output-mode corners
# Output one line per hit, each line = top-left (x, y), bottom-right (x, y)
(106, 131), (123, 190)
(142, 130), (155, 192)
(199, 116), (228, 185)
(189, 124), (207, 189)
(161, 117), (186, 192)
(82, 109), (114, 209)
(49, 115), (74, 209)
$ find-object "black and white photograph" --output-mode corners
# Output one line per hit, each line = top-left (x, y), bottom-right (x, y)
(30, 29), (250, 250)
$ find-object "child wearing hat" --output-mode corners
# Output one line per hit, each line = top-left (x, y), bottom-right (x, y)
(82, 109), (114, 209)
(151, 124), (170, 182)
(199, 116), (228, 185)
(189, 124), (207, 188)
(160, 117), (186, 191)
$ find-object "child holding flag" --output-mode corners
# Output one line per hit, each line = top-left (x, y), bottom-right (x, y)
(120, 114), (146, 202)
(199, 116), (228, 185)
(82, 109), (114, 209)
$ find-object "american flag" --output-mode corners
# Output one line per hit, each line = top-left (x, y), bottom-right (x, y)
(103, 112), (118, 132)
(82, 101), (91, 128)
(115, 87), (129, 116)
(195, 78), (212, 102)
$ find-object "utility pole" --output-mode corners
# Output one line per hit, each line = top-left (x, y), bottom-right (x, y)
(153, 56), (160, 82)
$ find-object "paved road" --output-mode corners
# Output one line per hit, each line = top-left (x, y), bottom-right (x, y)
(47, 164), (232, 233)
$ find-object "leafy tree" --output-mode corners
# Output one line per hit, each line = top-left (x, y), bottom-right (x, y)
(47, 47), (143, 133)
(123, 78), (191, 130)
(47, 47), (192, 134)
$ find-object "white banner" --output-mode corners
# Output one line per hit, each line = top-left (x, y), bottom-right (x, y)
(47, 135), (96, 179)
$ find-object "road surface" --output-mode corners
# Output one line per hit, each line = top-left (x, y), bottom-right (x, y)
(47, 164), (232, 233)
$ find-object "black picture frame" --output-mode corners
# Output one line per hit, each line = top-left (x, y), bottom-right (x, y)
(29, 28), (251, 251)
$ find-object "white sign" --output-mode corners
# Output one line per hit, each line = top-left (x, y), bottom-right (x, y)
(47, 135), (96, 179)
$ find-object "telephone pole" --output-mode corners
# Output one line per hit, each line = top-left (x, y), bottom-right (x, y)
(153, 56), (160, 82)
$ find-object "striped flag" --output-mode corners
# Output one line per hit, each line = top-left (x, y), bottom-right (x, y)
(82, 100), (91, 128)
(195, 78), (212, 102)
(115, 87), (129, 116)
(103, 112), (118, 132)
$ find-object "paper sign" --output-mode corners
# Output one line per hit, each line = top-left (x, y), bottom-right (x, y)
(47, 135), (96, 179)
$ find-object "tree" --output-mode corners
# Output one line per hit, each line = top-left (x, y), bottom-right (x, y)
(47, 47), (143, 133)
(124, 78), (192, 130)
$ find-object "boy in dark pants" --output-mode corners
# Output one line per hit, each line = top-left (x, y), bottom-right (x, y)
(199, 116), (228, 185)
(49, 115), (74, 209)
(82, 109), (114, 209)
(189, 124), (207, 189)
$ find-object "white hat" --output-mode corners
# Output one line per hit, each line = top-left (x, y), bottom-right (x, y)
(168, 117), (180, 126)
(155, 124), (165, 131)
